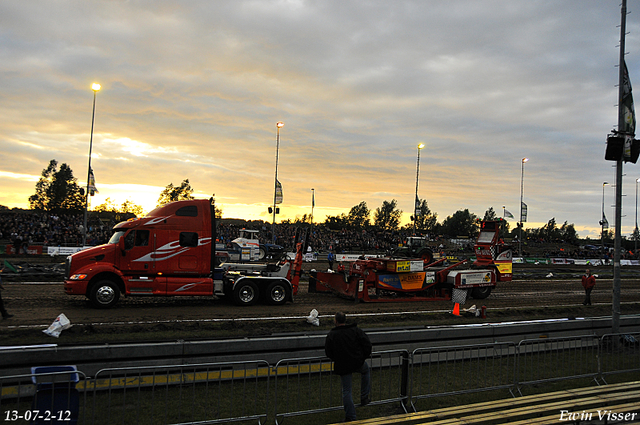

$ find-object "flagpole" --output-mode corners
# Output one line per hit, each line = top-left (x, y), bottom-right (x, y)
(612, 0), (628, 333)
(413, 143), (425, 235)
(311, 188), (315, 224)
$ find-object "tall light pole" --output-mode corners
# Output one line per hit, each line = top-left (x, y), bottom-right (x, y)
(633, 178), (640, 254)
(413, 143), (425, 234)
(612, 0), (629, 333)
(518, 157), (529, 257)
(82, 83), (101, 247)
(600, 182), (609, 254)
(272, 121), (284, 243)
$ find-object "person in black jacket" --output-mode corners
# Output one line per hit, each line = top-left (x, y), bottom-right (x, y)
(325, 311), (372, 421)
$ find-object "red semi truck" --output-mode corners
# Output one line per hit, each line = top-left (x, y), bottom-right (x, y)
(64, 199), (306, 308)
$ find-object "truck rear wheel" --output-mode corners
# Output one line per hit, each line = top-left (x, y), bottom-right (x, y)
(264, 281), (289, 306)
(89, 279), (120, 309)
(233, 281), (259, 306)
(471, 286), (492, 299)
(259, 247), (267, 260)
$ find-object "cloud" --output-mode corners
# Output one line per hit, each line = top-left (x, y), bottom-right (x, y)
(0, 1), (636, 238)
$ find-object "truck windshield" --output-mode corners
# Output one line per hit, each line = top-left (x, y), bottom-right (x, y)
(109, 230), (127, 244)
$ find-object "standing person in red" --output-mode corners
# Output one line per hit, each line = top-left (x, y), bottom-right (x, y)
(581, 269), (596, 305)
(325, 311), (372, 422)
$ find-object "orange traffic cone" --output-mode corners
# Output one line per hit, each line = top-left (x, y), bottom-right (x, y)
(452, 303), (460, 316)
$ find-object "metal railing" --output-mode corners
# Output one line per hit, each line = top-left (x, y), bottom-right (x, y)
(515, 335), (601, 393)
(1, 333), (639, 424)
(89, 361), (271, 425)
(410, 342), (516, 410)
(598, 331), (640, 383)
(272, 350), (409, 425)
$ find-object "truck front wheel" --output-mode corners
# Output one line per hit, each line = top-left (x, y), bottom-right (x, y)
(233, 281), (259, 306)
(471, 286), (492, 299)
(264, 281), (289, 306)
(89, 279), (120, 309)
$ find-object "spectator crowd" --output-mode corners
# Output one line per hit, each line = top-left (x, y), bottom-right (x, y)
(1, 209), (635, 260)
(1, 210), (428, 255)
(0, 211), (115, 253)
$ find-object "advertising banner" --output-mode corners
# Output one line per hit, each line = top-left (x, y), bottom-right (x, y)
(377, 272), (426, 291)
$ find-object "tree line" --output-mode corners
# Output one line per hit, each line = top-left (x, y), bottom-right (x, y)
(18, 159), (581, 244)
(25, 159), (200, 216)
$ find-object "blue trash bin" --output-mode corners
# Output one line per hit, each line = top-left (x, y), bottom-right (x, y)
(31, 366), (79, 425)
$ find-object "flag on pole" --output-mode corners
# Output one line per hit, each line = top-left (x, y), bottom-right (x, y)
(504, 209), (514, 219)
(88, 169), (98, 196)
(414, 195), (421, 216)
(521, 202), (528, 222)
(622, 60), (636, 136)
(275, 180), (283, 204)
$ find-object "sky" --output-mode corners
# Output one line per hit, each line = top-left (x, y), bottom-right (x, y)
(1, 1), (639, 239)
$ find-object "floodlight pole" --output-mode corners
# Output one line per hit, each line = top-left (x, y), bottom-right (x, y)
(82, 83), (100, 247)
(633, 178), (640, 255)
(612, 0), (627, 333)
(272, 122), (284, 244)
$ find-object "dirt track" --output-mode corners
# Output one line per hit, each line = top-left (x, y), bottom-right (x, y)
(2, 273), (639, 328)
(1, 261), (640, 345)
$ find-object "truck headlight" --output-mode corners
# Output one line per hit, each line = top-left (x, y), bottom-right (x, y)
(69, 274), (88, 280)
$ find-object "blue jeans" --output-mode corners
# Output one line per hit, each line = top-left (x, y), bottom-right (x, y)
(340, 362), (371, 421)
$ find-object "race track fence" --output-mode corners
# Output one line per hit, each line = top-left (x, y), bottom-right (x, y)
(0, 332), (639, 424)
(272, 349), (409, 425)
(409, 341), (517, 411)
(514, 335), (601, 394)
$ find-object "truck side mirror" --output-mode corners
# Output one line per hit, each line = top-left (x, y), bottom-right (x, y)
(119, 236), (127, 256)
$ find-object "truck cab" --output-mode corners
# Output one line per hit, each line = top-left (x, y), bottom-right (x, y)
(64, 199), (215, 308)
(64, 199), (302, 308)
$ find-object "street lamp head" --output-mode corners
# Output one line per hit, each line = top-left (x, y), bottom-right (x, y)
(276, 121), (284, 128)
(522, 157), (529, 163)
(91, 83), (101, 92)
(417, 143), (425, 150)
(604, 182), (609, 186)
